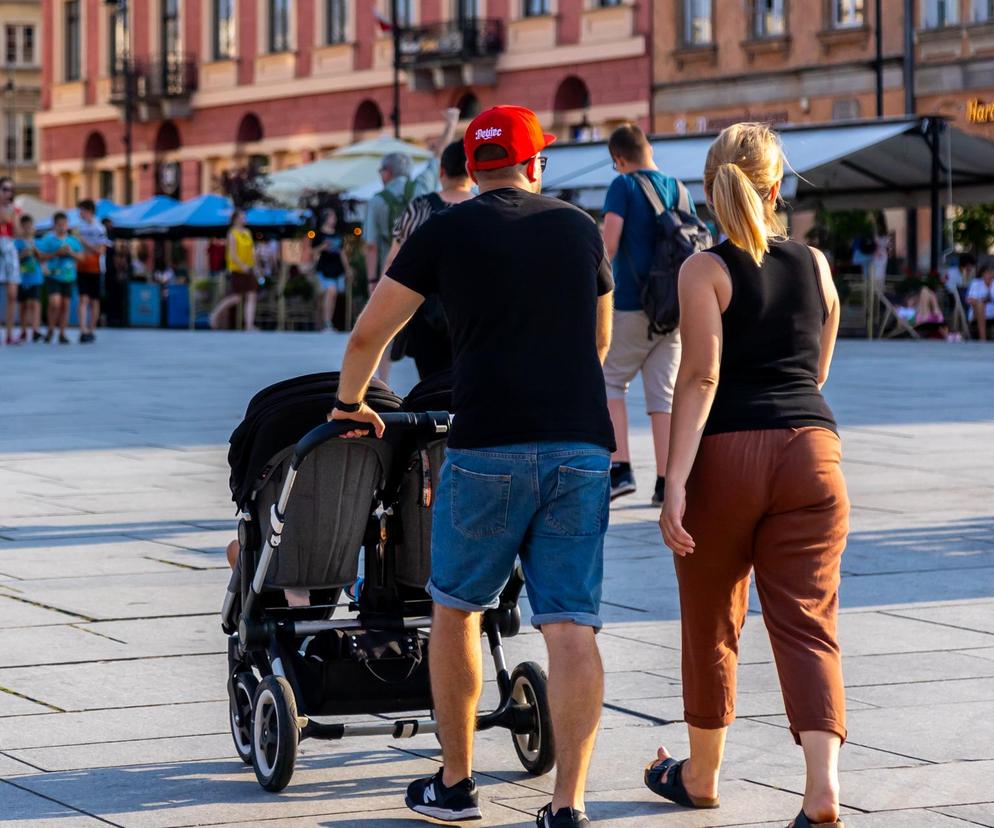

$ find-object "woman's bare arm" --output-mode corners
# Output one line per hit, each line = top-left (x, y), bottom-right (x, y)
(810, 246), (840, 389)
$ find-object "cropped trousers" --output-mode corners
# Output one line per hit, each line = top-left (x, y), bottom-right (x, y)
(674, 427), (850, 744)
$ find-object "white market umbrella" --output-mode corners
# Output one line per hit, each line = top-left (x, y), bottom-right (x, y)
(14, 194), (59, 224)
(265, 135), (433, 206)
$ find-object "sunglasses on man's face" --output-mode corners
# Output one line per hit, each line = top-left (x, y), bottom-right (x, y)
(0, 186), (12, 193)
(521, 157), (548, 173)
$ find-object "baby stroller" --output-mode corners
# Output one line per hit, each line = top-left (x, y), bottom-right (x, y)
(222, 372), (554, 792)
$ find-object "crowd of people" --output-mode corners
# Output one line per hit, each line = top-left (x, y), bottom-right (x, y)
(327, 106), (849, 828)
(0, 182), (111, 347)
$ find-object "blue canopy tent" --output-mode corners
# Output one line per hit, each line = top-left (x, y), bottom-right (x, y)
(105, 195), (180, 238)
(134, 194), (307, 238)
(36, 198), (120, 232)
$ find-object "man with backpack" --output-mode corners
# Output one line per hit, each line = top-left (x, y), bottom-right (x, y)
(601, 123), (711, 506)
(363, 108), (462, 294)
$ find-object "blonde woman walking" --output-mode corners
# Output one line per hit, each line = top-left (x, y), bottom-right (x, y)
(646, 123), (849, 828)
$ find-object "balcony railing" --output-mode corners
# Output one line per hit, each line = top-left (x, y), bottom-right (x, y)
(397, 18), (504, 67)
(110, 54), (198, 106)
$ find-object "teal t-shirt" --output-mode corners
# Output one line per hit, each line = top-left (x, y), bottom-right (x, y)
(37, 233), (82, 283)
(14, 239), (42, 288)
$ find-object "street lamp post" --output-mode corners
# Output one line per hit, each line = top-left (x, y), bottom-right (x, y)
(3, 62), (14, 181)
(390, 0), (402, 138)
(874, 0), (884, 117)
(106, 0), (134, 205)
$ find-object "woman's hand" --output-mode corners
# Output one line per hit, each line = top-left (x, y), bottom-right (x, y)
(659, 485), (695, 556)
(327, 402), (385, 439)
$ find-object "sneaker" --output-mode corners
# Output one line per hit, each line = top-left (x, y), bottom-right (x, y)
(405, 769), (481, 821)
(44, 330), (54, 343)
(58, 334), (70, 345)
(536, 804), (591, 827)
(32, 330), (43, 342)
(610, 463), (636, 501)
(80, 332), (95, 344)
(651, 476), (666, 507)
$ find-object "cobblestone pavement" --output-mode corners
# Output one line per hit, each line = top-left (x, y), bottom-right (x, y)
(1, 331), (992, 827)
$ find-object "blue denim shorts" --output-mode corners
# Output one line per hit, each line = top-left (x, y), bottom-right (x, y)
(318, 273), (345, 293)
(428, 442), (611, 630)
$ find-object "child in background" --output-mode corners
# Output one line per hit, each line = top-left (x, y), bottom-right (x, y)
(15, 215), (43, 342)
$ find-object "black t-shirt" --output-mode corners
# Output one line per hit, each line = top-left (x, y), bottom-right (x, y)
(311, 232), (345, 278)
(387, 187), (616, 451)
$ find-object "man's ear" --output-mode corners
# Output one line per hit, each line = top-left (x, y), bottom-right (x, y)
(524, 157), (538, 184)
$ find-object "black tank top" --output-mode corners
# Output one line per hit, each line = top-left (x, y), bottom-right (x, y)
(705, 238), (837, 436)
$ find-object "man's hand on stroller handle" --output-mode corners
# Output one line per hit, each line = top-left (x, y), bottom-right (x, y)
(328, 402), (386, 439)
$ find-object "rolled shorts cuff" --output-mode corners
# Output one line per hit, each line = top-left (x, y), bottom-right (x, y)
(426, 580), (495, 614)
(531, 611), (602, 631)
(684, 710), (736, 730)
(788, 719), (848, 746)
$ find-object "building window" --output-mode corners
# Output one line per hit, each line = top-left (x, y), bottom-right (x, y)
(395, 0), (414, 26)
(598, 0), (622, 6)
(4, 113), (15, 162)
(754, 0), (786, 36)
(21, 26), (34, 64)
(922, 0), (959, 27)
(109, 8), (127, 72)
(162, 0), (180, 57)
(831, 0), (864, 27)
(64, 1), (82, 81)
(21, 113), (33, 161)
(269, 0), (291, 52)
(326, 0), (347, 43)
(100, 170), (114, 199)
(214, 0), (236, 59)
(683, 0), (713, 44)
(524, 0), (551, 17)
(973, 0), (994, 21)
(5, 26), (16, 65)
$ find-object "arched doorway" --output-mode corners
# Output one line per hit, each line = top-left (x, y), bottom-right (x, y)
(236, 112), (264, 145)
(153, 121), (182, 197)
(234, 113), (268, 175)
(353, 99), (384, 138)
(82, 131), (108, 200)
(552, 76), (595, 141)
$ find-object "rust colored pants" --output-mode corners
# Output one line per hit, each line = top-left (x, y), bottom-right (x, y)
(675, 427), (850, 744)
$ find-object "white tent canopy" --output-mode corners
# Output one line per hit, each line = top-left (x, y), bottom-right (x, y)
(542, 117), (994, 212)
(265, 136), (434, 205)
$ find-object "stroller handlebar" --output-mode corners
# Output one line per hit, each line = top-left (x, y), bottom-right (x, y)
(291, 411), (451, 470)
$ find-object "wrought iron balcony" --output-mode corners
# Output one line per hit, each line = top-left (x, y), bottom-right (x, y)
(398, 19), (503, 89)
(398, 18), (503, 67)
(111, 54), (198, 118)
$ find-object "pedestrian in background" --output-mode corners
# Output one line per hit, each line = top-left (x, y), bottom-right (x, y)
(210, 209), (258, 331)
(312, 209), (350, 332)
(15, 214), (43, 342)
(76, 199), (110, 343)
(380, 139), (475, 379)
(650, 123), (848, 828)
(37, 211), (84, 344)
(601, 124), (696, 506)
(331, 105), (614, 828)
(0, 177), (20, 346)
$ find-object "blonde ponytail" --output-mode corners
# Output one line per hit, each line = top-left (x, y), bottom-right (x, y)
(711, 162), (769, 266)
(703, 123), (787, 266)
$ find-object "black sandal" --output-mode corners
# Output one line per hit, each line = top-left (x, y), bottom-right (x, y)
(643, 757), (720, 809)
(790, 811), (845, 827)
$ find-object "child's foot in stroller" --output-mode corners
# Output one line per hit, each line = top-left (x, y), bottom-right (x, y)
(226, 539), (239, 569)
(405, 769), (481, 821)
(536, 804), (591, 827)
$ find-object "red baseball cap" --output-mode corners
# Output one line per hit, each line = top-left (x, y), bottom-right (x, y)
(464, 106), (557, 172)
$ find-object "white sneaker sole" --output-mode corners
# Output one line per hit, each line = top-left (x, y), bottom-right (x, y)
(610, 482), (637, 501)
(406, 798), (482, 822)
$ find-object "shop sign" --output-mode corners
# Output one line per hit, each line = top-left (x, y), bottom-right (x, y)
(967, 99), (994, 124)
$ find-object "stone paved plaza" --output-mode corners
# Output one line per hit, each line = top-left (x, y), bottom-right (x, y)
(1, 330), (993, 827)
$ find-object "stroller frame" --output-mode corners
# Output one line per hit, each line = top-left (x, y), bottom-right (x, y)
(224, 411), (554, 792)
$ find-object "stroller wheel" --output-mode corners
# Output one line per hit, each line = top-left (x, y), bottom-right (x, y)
(510, 661), (555, 776)
(251, 676), (299, 791)
(229, 671), (258, 765)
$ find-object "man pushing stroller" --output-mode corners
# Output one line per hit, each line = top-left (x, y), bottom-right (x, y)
(331, 106), (615, 827)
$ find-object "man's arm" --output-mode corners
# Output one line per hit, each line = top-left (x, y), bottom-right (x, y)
(602, 213), (624, 260)
(596, 291), (613, 365)
(330, 277), (425, 436)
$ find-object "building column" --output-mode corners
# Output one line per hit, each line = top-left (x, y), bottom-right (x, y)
(181, 159), (202, 200)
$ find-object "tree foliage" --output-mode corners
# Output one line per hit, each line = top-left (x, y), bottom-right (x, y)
(949, 204), (994, 257)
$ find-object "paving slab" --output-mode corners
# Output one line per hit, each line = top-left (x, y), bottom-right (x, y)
(0, 781), (108, 826)
(0, 538), (200, 580)
(934, 803), (994, 826)
(888, 601), (994, 635)
(0, 594), (82, 628)
(0, 688), (56, 716)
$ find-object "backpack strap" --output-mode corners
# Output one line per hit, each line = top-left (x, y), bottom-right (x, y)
(632, 172), (666, 217)
(675, 181), (692, 213)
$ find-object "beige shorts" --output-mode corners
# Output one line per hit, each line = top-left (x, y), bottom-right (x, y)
(603, 309), (681, 414)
